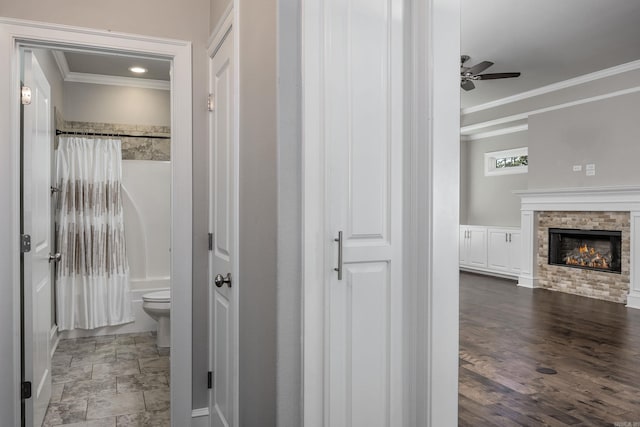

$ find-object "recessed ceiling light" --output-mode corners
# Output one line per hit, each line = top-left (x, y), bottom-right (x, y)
(129, 66), (147, 74)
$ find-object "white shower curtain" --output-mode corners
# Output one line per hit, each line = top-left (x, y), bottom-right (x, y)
(56, 137), (133, 330)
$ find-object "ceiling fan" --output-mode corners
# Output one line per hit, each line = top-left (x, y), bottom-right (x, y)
(460, 55), (521, 91)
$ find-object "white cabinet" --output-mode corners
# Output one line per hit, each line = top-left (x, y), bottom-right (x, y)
(460, 225), (520, 277)
(487, 228), (521, 274)
(459, 226), (487, 268)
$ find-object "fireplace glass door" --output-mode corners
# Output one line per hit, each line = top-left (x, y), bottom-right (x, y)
(548, 228), (622, 273)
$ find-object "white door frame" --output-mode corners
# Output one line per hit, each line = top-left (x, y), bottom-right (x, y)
(301, 0), (461, 425)
(0, 17), (193, 427)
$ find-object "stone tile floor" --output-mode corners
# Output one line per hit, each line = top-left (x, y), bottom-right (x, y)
(43, 332), (170, 427)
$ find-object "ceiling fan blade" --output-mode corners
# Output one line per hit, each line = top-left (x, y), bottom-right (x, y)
(466, 61), (494, 75)
(461, 79), (475, 91)
(476, 72), (521, 80)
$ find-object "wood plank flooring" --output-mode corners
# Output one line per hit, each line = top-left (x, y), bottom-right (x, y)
(459, 272), (640, 427)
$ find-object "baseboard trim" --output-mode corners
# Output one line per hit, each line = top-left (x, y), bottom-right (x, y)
(459, 267), (519, 281)
(191, 407), (210, 427)
(192, 407), (209, 417)
(626, 292), (640, 310)
(517, 275), (539, 289)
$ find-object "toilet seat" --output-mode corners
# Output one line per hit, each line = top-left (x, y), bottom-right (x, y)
(142, 290), (170, 303)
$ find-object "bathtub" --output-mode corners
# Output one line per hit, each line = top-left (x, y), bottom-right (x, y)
(58, 277), (170, 339)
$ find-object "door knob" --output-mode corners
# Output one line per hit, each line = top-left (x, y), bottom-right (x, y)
(214, 273), (232, 288)
(48, 253), (61, 263)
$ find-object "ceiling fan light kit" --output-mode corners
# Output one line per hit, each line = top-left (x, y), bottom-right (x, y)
(460, 55), (521, 91)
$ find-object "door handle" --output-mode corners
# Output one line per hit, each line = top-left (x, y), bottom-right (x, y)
(48, 253), (61, 263)
(214, 273), (232, 288)
(509, 233), (512, 243)
(334, 231), (343, 280)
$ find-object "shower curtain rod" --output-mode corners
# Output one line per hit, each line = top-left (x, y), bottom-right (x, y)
(55, 129), (171, 140)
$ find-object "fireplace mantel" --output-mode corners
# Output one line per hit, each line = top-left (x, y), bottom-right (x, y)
(514, 186), (640, 309)
(514, 186), (640, 212)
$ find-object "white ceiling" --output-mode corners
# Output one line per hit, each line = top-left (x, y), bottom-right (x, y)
(461, 0), (640, 109)
(59, 50), (170, 81)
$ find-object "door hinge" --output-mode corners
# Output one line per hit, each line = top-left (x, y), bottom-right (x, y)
(207, 371), (213, 389)
(20, 234), (31, 253)
(21, 381), (32, 399)
(207, 93), (214, 112)
(21, 86), (32, 105)
(208, 233), (213, 251)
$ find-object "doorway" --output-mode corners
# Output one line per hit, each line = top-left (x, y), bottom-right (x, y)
(0, 19), (193, 427)
(23, 45), (172, 426)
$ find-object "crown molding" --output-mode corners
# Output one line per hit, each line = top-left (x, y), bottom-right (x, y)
(52, 50), (70, 78)
(52, 50), (169, 90)
(461, 85), (640, 135)
(64, 72), (170, 90)
(461, 59), (640, 116)
(465, 124), (528, 141)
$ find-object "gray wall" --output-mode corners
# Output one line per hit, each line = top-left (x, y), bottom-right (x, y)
(459, 138), (469, 225)
(276, 0), (302, 425)
(1, 0), (211, 409)
(63, 82), (170, 126)
(237, 0), (278, 424)
(461, 89), (640, 226)
(528, 91), (640, 189)
(461, 132), (528, 227)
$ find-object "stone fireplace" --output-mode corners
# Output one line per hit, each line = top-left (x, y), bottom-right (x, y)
(515, 186), (640, 309)
(538, 212), (629, 303)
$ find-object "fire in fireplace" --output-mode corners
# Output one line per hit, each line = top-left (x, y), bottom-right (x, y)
(548, 228), (622, 273)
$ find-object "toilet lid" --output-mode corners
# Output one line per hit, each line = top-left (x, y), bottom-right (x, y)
(142, 290), (171, 302)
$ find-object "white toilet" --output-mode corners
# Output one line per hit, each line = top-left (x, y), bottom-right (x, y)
(141, 290), (171, 348)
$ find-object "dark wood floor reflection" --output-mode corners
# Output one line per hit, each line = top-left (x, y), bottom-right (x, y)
(459, 272), (640, 427)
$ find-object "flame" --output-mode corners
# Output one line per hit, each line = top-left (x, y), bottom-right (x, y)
(565, 244), (611, 269)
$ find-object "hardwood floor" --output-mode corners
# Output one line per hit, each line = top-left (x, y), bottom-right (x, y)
(459, 272), (640, 427)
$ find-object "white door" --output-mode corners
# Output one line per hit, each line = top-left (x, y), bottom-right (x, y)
(325, 0), (404, 424)
(22, 50), (53, 427)
(208, 29), (237, 427)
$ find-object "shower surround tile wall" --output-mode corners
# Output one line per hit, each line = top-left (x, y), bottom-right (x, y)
(62, 120), (171, 161)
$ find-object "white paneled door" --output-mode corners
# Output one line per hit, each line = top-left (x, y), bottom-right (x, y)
(324, 0), (404, 425)
(22, 50), (53, 427)
(208, 28), (237, 427)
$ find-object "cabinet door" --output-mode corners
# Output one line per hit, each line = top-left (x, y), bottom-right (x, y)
(487, 229), (510, 272)
(467, 227), (487, 268)
(459, 227), (468, 266)
(508, 231), (521, 274)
